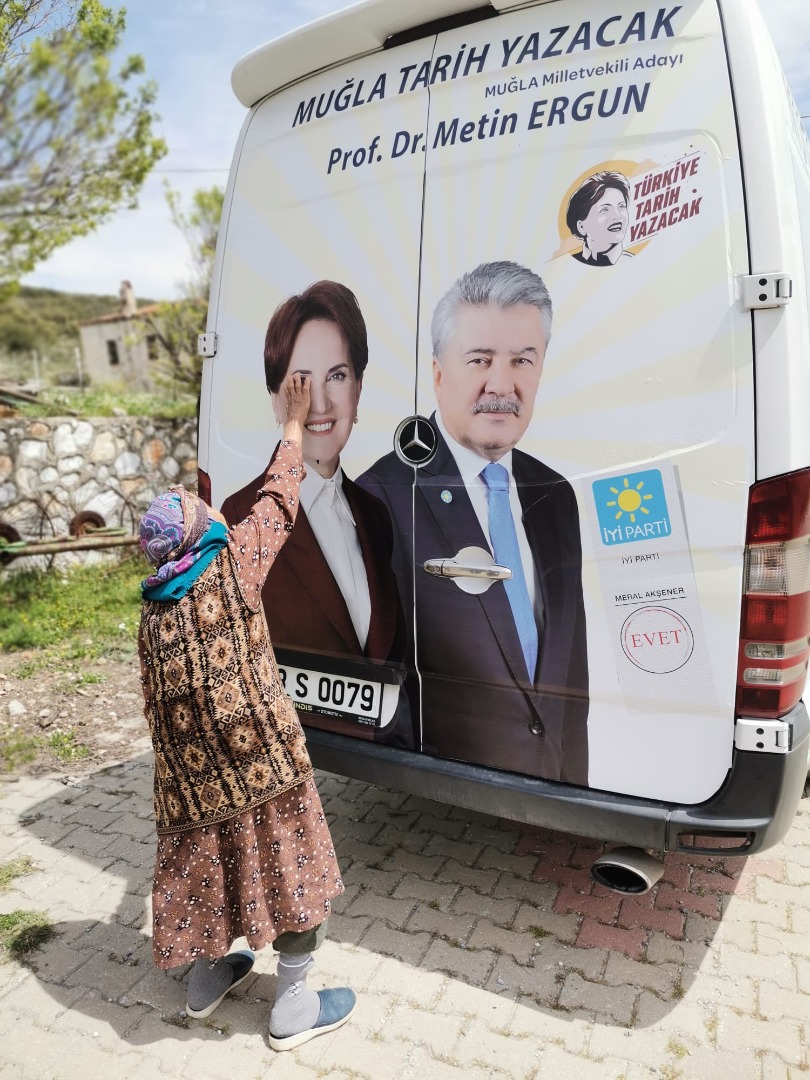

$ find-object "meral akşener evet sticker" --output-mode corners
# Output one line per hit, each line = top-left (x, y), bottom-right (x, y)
(584, 462), (716, 710)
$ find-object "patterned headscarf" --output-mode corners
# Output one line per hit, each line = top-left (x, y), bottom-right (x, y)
(139, 485), (211, 586)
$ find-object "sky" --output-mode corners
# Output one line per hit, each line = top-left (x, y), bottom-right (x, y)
(22, 0), (810, 301)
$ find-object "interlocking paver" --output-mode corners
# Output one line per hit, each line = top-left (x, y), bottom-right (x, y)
(716, 1009), (804, 1062)
(644, 930), (711, 967)
(340, 864), (403, 895)
(422, 938), (496, 984)
(720, 940), (797, 989)
(759, 1053), (807, 1080)
(384, 1002), (465, 1056)
(325, 911), (372, 945)
(507, 1000), (591, 1053)
(535, 1043), (627, 1079)
(758, 979), (809, 1021)
(654, 1046), (762, 1080)
(494, 872), (558, 905)
(466, 918), (538, 964)
(576, 915), (646, 959)
(633, 990), (713, 1043)
(436, 859), (500, 892)
(406, 905), (477, 941)
(379, 850), (446, 878)
(558, 972), (638, 1025)
(319, 1021), (413, 1078)
(357, 922), (432, 964)
(484, 953), (560, 1003)
(533, 934), (607, 980)
(392, 872), (457, 905)
(435, 977), (519, 1029)
(454, 887), (521, 925)
(476, 845), (537, 877)
(453, 1020), (543, 1075)
(346, 889), (415, 927)
(587, 1020), (673, 1070)
(680, 969), (757, 1012)
(399, 1046), (492, 1080)
(371, 825), (431, 854)
(365, 955), (445, 1005)
(509, 898), (578, 941)
(602, 950), (679, 996)
(1, 748), (808, 1079)
(413, 812), (469, 839)
(424, 835), (485, 865)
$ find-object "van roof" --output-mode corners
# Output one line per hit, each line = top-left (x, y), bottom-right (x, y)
(231, 0), (530, 108)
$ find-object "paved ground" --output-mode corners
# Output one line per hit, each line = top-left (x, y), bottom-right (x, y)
(0, 750), (809, 1080)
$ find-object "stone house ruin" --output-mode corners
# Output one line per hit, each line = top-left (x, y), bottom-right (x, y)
(78, 281), (162, 389)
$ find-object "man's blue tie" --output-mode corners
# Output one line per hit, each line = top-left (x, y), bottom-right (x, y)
(482, 462), (538, 682)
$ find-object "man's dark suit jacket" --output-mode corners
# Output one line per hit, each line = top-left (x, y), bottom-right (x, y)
(358, 424), (589, 784)
(221, 462), (406, 742)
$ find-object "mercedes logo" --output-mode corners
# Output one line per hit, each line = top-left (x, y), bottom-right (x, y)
(394, 415), (438, 467)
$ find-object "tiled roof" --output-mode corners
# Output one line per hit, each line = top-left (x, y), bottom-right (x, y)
(79, 304), (162, 327)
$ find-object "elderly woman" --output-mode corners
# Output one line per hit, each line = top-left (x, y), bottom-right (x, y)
(566, 170), (633, 267)
(221, 280), (406, 743)
(137, 373), (354, 1051)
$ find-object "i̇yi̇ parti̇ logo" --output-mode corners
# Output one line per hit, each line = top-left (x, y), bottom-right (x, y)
(592, 468), (671, 546)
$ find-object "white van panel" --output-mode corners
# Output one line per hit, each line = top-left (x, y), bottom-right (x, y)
(411, 0), (751, 801)
(719, 0), (810, 480)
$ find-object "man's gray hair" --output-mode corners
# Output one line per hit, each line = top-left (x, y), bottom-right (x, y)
(431, 261), (553, 360)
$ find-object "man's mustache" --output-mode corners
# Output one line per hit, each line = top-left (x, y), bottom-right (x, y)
(472, 394), (521, 416)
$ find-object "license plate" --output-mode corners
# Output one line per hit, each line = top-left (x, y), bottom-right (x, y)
(278, 664), (382, 725)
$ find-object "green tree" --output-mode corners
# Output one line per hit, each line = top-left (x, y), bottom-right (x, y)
(0, 1), (167, 293)
(141, 183), (224, 393)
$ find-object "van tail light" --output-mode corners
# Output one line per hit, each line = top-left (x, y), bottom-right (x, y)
(197, 468), (212, 505)
(737, 467), (810, 718)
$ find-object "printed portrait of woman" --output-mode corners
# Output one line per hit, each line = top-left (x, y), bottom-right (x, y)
(220, 281), (406, 741)
(566, 171), (633, 267)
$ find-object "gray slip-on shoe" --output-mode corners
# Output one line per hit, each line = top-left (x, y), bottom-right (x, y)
(186, 949), (255, 1019)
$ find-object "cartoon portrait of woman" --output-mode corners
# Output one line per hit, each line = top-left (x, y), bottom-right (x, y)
(566, 171), (633, 267)
(220, 281), (406, 740)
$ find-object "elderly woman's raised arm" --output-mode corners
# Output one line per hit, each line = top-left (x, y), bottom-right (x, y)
(226, 373), (309, 607)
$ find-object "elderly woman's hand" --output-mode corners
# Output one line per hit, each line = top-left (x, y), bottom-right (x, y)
(281, 372), (310, 445)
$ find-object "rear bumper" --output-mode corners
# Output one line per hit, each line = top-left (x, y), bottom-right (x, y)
(305, 701), (809, 855)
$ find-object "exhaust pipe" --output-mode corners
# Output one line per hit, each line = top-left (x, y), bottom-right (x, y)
(591, 847), (665, 895)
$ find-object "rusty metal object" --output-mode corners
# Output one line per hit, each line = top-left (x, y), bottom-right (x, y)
(0, 529), (140, 560)
(68, 510), (107, 537)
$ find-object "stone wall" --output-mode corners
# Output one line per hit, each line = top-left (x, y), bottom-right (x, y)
(0, 417), (197, 541)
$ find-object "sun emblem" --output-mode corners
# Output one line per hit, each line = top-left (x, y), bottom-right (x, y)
(606, 477), (654, 523)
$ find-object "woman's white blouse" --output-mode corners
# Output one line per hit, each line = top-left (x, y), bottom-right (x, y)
(299, 466), (371, 649)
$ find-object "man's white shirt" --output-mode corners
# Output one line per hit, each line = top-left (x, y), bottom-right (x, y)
(436, 413), (544, 632)
(300, 466), (371, 649)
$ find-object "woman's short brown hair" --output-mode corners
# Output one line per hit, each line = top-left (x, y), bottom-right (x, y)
(566, 171), (630, 240)
(264, 280), (368, 393)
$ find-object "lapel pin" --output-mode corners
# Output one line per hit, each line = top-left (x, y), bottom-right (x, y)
(440, 490), (453, 504)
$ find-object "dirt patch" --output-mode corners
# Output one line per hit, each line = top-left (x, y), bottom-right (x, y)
(0, 648), (149, 779)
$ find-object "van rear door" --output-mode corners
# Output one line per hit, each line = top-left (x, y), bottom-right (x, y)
(412, 0), (753, 803)
(204, 41), (432, 742)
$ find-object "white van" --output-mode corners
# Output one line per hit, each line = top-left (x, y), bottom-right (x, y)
(198, 0), (810, 880)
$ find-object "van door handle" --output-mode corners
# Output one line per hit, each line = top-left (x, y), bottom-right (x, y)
(422, 545), (512, 594)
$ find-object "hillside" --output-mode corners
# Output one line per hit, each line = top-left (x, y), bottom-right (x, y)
(0, 286), (158, 359)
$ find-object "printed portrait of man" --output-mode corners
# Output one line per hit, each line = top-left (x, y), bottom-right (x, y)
(359, 261), (589, 785)
(567, 171), (633, 267)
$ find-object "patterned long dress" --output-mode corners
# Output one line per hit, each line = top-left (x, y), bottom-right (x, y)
(139, 442), (344, 968)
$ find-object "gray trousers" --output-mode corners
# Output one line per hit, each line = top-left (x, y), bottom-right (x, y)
(272, 921), (328, 956)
